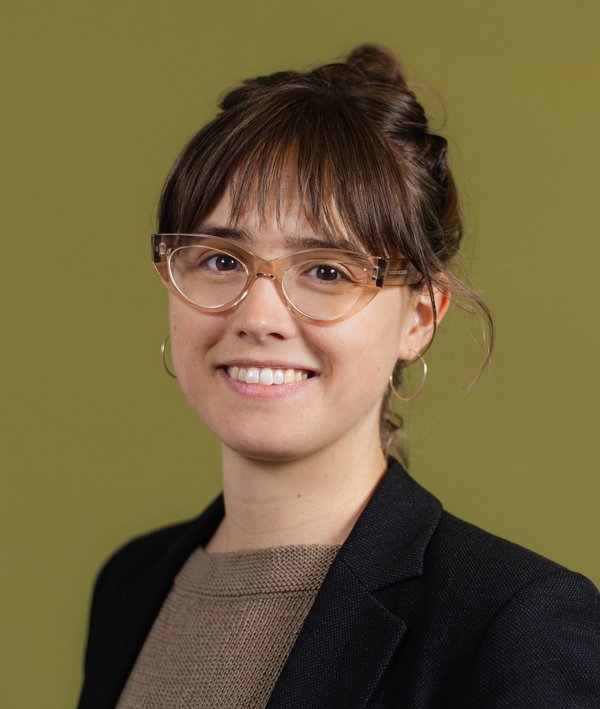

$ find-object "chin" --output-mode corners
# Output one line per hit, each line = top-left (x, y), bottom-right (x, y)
(225, 441), (313, 463)
(217, 428), (322, 463)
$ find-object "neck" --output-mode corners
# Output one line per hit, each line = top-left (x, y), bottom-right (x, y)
(204, 435), (388, 553)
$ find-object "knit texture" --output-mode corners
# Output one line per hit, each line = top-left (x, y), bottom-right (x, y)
(116, 543), (340, 709)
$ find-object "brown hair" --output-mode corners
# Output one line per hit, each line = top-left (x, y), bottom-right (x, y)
(158, 44), (493, 460)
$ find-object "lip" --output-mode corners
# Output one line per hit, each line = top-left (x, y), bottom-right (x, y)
(218, 367), (318, 399)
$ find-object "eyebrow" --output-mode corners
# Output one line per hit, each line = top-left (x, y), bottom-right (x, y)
(195, 225), (256, 244)
(196, 224), (358, 252)
(282, 234), (357, 251)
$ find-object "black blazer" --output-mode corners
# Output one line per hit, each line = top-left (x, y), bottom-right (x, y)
(78, 460), (600, 708)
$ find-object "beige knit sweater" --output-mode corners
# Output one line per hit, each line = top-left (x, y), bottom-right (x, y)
(116, 543), (340, 708)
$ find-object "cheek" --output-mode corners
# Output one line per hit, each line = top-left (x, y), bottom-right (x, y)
(329, 303), (406, 373)
(320, 326), (400, 402)
(168, 303), (219, 381)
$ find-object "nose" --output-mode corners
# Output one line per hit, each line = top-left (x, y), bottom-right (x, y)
(230, 273), (299, 342)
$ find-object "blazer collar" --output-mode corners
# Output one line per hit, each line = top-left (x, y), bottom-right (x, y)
(339, 457), (443, 589)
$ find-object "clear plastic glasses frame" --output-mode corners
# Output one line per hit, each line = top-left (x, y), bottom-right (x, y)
(151, 233), (420, 323)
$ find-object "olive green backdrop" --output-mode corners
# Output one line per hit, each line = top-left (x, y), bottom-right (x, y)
(2, 1), (599, 706)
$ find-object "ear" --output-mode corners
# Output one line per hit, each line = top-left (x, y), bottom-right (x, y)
(397, 282), (451, 360)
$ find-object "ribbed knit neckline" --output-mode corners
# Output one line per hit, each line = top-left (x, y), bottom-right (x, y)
(174, 544), (341, 597)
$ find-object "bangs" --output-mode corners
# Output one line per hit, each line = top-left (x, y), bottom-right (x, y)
(160, 88), (427, 261)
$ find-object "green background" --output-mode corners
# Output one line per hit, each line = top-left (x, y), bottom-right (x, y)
(2, 1), (599, 706)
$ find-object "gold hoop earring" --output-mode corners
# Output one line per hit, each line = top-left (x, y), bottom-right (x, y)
(389, 352), (427, 402)
(161, 335), (177, 379)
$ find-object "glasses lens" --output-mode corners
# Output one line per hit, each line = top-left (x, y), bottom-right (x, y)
(284, 257), (368, 320)
(168, 245), (248, 308)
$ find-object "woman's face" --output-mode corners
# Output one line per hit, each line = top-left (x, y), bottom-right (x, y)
(169, 188), (440, 463)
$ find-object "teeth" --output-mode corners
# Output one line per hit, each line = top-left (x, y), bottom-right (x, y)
(246, 367), (260, 384)
(259, 368), (274, 385)
(226, 366), (312, 385)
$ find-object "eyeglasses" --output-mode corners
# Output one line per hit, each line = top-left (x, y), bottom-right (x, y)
(151, 233), (420, 323)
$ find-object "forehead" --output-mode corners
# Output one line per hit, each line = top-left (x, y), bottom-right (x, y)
(198, 180), (365, 253)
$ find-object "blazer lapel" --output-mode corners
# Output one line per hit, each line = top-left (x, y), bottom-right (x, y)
(266, 559), (407, 709)
(267, 459), (443, 709)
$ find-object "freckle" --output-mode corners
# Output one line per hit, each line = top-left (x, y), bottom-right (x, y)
(296, 493), (301, 498)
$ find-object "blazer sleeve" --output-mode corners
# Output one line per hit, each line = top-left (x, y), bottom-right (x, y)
(461, 569), (600, 707)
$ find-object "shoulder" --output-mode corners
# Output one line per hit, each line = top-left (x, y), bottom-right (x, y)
(83, 519), (196, 671)
(419, 508), (600, 625)
(432, 510), (572, 578)
(89, 492), (224, 612)
(377, 460), (598, 607)
(429, 509), (599, 600)
(366, 484), (600, 703)
(81, 491), (228, 684)
(354, 459), (598, 617)
(417, 510), (600, 701)
(95, 519), (193, 591)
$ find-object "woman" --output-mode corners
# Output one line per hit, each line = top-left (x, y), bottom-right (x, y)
(78, 45), (600, 708)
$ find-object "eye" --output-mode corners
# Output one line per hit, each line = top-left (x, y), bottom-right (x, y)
(306, 264), (351, 282)
(205, 253), (241, 272)
(173, 247), (243, 272)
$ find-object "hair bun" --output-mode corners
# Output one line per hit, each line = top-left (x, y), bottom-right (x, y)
(345, 44), (408, 87)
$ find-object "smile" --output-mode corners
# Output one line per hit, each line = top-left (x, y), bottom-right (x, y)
(226, 365), (313, 385)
